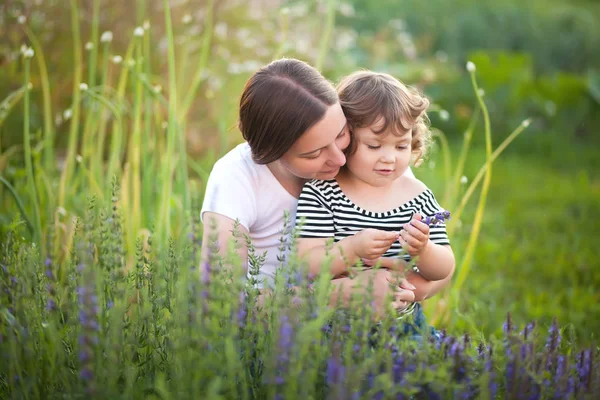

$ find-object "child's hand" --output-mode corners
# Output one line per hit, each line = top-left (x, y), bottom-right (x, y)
(350, 229), (399, 261)
(399, 213), (430, 257)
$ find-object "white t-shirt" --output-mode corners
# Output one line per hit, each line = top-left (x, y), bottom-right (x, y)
(201, 142), (298, 288)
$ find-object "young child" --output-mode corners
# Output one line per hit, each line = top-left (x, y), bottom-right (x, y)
(295, 71), (455, 321)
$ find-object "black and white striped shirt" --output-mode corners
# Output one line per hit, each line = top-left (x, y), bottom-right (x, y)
(295, 179), (450, 262)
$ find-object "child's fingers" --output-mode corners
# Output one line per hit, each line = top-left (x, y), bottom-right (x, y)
(404, 221), (429, 238)
(400, 228), (425, 247)
(399, 236), (419, 254)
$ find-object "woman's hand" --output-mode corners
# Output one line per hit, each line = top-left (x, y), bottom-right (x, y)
(351, 269), (416, 318)
(349, 229), (399, 261)
(399, 213), (430, 257)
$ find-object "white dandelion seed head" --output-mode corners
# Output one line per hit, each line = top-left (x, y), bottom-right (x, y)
(57, 206), (67, 216)
(338, 3), (355, 17)
(100, 31), (113, 43)
(79, 83), (88, 91)
(182, 14), (192, 24)
(23, 47), (34, 58)
(466, 61), (476, 72)
(76, 155), (83, 163)
(134, 26), (144, 37)
(478, 88), (485, 97)
(143, 20), (150, 30)
(17, 15), (27, 24)
(85, 42), (94, 51)
(153, 85), (162, 93)
(460, 175), (468, 185)
(126, 59), (135, 68)
(63, 108), (73, 120)
(20, 44), (28, 54)
(521, 119), (531, 128)
(112, 55), (123, 64)
(439, 109), (450, 121)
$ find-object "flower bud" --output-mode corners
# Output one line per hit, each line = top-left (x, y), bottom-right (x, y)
(100, 31), (113, 43)
(134, 26), (144, 37)
(466, 61), (476, 72)
(23, 47), (34, 58)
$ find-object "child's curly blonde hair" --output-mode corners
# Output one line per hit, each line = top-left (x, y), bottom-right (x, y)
(337, 71), (432, 166)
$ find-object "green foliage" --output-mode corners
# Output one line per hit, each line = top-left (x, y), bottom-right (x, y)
(1, 197), (599, 399)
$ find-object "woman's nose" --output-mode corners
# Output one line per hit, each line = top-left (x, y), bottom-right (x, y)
(329, 144), (346, 167)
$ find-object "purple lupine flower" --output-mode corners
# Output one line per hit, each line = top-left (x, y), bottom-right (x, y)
(277, 315), (293, 364)
(545, 318), (561, 352)
(392, 354), (405, 383)
(423, 210), (451, 226)
(521, 321), (536, 340)
(528, 383), (541, 400)
(237, 291), (247, 329)
(77, 274), (99, 393)
(505, 347), (515, 396)
(503, 312), (513, 335)
(326, 355), (346, 387)
(477, 342), (486, 360)
(565, 376), (575, 398)
(577, 348), (593, 393)
(552, 355), (567, 399)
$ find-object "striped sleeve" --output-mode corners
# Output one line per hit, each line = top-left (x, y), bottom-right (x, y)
(419, 190), (451, 246)
(295, 181), (335, 238)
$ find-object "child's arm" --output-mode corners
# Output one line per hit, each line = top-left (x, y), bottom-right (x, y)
(399, 214), (455, 281)
(297, 229), (400, 278)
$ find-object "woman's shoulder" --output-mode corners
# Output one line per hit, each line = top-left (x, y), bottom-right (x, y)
(211, 142), (260, 178)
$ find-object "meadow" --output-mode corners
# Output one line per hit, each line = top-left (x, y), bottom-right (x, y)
(1, 0), (599, 398)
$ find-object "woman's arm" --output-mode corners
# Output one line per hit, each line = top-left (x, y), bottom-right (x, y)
(296, 237), (358, 278)
(365, 257), (453, 301)
(200, 212), (249, 277)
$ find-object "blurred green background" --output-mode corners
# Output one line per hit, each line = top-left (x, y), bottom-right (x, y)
(1, 0), (599, 344)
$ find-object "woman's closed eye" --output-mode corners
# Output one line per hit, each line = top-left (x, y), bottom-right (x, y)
(304, 151), (322, 159)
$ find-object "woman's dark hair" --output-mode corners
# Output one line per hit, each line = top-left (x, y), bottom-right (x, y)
(239, 58), (338, 164)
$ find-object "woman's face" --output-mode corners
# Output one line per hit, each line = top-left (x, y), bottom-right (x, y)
(279, 103), (350, 180)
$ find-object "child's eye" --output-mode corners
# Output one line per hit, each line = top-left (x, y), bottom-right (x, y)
(397, 146), (408, 150)
(366, 145), (380, 150)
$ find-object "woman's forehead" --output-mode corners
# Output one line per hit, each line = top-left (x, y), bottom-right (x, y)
(293, 103), (346, 153)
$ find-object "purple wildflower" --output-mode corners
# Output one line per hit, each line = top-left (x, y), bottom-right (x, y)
(326, 355), (346, 387)
(503, 312), (513, 335)
(423, 210), (451, 226)
(237, 291), (247, 329)
(545, 317), (561, 352)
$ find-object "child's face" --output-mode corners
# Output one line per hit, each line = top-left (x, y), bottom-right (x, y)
(346, 117), (412, 187)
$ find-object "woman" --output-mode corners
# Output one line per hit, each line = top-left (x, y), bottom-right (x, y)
(200, 58), (451, 316)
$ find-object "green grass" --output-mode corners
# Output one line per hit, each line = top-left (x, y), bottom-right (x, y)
(416, 138), (600, 345)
